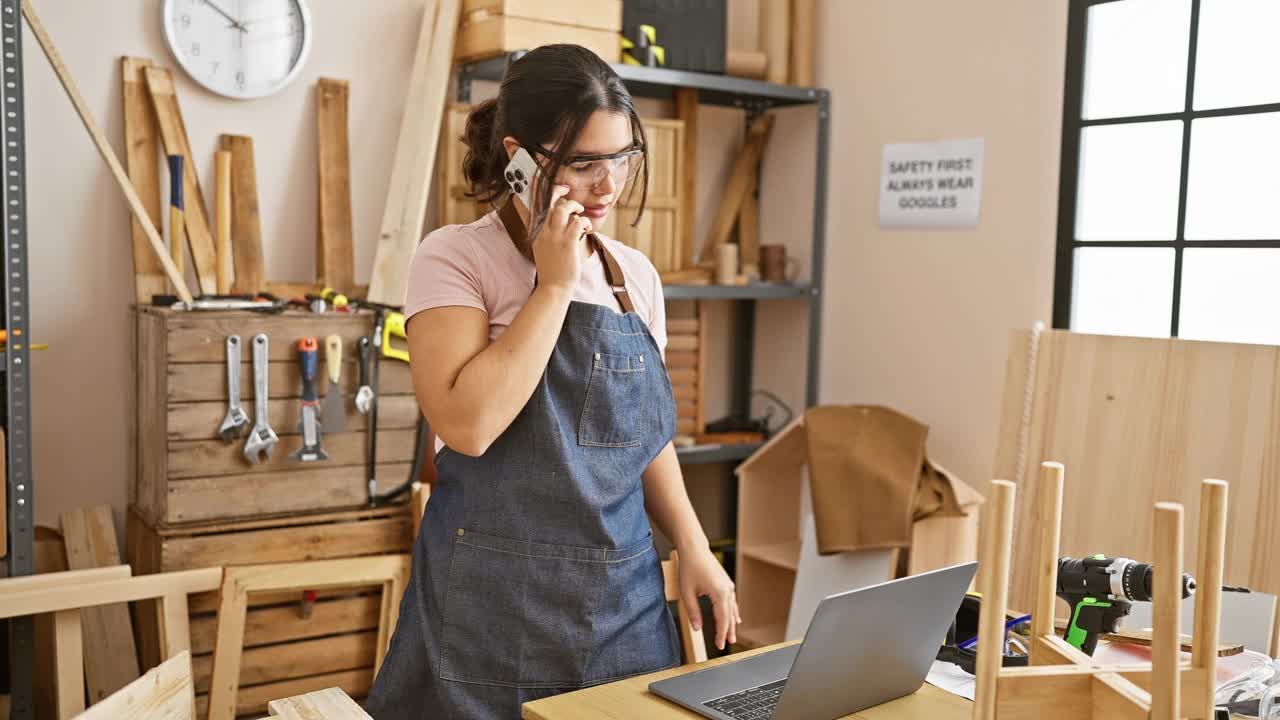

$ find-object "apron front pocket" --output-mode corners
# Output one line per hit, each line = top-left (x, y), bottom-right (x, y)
(438, 529), (655, 688)
(578, 352), (648, 448)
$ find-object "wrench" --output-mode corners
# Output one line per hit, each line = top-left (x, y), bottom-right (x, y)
(243, 333), (279, 463)
(218, 335), (251, 442)
(355, 336), (375, 415)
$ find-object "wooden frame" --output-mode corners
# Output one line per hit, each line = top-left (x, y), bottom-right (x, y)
(0, 565), (219, 719)
(206, 555), (411, 720)
(661, 550), (709, 665)
(973, 462), (1228, 720)
(73, 650), (195, 720)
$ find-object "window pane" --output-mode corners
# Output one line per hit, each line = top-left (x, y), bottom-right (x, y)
(1179, 248), (1280, 345)
(1185, 113), (1280, 240)
(1194, 0), (1280, 110)
(1076, 121), (1184, 241)
(1072, 247), (1175, 338)
(1083, 0), (1191, 120)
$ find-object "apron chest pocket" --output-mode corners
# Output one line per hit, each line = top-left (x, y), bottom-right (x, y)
(578, 352), (648, 448)
(438, 530), (657, 688)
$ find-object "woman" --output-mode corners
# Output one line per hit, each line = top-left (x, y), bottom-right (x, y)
(366, 44), (739, 719)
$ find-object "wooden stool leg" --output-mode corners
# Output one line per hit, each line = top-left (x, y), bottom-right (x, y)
(1191, 480), (1227, 720)
(1151, 502), (1184, 720)
(53, 608), (85, 719)
(1031, 462), (1064, 664)
(974, 480), (1017, 720)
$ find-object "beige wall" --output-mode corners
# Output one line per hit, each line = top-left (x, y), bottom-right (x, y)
(24, 0), (1068, 535)
(805, 0), (1068, 489)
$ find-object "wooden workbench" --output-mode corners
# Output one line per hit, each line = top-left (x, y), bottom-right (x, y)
(521, 642), (971, 720)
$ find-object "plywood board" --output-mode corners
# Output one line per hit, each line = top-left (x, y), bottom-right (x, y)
(60, 506), (141, 703)
(993, 330), (1280, 613)
(76, 650), (194, 720)
(144, 66), (217, 295)
(317, 78), (355, 295)
(368, 0), (461, 305)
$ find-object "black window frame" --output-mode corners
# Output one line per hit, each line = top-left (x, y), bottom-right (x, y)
(1054, 0), (1280, 335)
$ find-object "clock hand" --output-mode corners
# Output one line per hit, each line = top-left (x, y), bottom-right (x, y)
(201, 0), (248, 32)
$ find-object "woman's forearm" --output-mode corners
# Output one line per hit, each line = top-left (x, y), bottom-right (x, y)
(431, 283), (572, 454)
(642, 443), (709, 552)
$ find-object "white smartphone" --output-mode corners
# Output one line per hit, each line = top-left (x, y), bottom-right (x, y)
(503, 147), (539, 211)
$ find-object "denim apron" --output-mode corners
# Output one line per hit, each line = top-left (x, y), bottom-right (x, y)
(366, 200), (681, 719)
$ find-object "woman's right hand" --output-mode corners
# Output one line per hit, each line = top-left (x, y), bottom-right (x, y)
(533, 184), (590, 290)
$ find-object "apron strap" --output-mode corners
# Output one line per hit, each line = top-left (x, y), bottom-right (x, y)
(497, 196), (636, 315)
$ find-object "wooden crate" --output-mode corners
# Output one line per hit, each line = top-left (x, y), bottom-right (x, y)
(462, 0), (622, 31)
(665, 300), (706, 437)
(438, 104), (492, 228)
(126, 504), (412, 719)
(134, 307), (419, 527)
(455, 12), (621, 63)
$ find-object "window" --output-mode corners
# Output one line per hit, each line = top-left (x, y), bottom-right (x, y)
(1055, 0), (1280, 345)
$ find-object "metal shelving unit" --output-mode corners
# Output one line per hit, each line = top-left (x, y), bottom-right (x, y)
(457, 54), (831, 466)
(3, 0), (36, 716)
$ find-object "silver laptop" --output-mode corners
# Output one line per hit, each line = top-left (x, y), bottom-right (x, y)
(649, 561), (977, 720)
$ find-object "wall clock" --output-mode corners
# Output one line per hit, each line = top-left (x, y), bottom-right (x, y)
(163, 0), (313, 99)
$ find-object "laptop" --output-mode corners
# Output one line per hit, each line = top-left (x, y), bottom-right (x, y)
(649, 561), (978, 720)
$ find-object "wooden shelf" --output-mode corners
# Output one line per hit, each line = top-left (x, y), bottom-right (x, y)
(739, 541), (801, 571)
(736, 623), (787, 650)
(676, 442), (762, 464)
(663, 283), (810, 300)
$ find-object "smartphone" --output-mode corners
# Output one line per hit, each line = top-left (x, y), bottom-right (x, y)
(503, 147), (539, 211)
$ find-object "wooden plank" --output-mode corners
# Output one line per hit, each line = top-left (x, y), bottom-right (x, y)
(136, 310), (169, 524)
(789, 0), (815, 86)
(220, 135), (265, 294)
(453, 15), (618, 63)
(19, 3), (191, 302)
(698, 114), (774, 265)
(196, 668), (374, 720)
(0, 565), (130, 592)
(973, 481), (1015, 720)
(143, 66), (217, 295)
(761, 0), (790, 85)
(461, 0), (621, 31)
(189, 585), (382, 616)
(666, 335), (698, 353)
(167, 428), (415, 479)
(675, 88), (697, 269)
(739, 171), (760, 268)
(215, 150), (232, 294)
(121, 57), (166, 303)
(368, 0), (461, 305)
(316, 78), (356, 295)
(666, 351), (697, 370)
(667, 368), (696, 386)
(168, 394), (418, 441)
(1092, 673), (1151, 720)
(189, 594), (381, 655)
(167, 361), (414, 403)
(53, 609), (85, 720)
(696, 300), (708, 432)
(270, 687), (371, 720)
(0, 568), (222, 618)
(59, 506), (141, 703)
(76, 650), (194, 720)
(35, 527), (69, 719)
(1100, 628), (1240, 657)
(1152, 502), (1184, 720)
(193, 630), (375, 695)
(159, 516), (412, 572)
(206, 575), (249, 720)
(147, 503), (405, 537)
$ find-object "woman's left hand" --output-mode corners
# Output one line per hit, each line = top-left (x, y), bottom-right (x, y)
(678, 546), (741, 650)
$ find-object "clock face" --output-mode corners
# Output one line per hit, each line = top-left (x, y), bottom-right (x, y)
(163, 0), (312, 99)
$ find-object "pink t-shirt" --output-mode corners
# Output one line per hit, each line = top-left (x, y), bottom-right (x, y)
(404, 211), (667, 351)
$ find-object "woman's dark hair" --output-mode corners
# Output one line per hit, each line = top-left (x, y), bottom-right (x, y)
(461, 44), (649, 230)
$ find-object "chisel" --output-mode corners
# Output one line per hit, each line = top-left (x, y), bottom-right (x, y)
(322, 334), (346, 432)
(292, 337), (328, 462)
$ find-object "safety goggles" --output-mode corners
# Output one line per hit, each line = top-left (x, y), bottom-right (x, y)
(531, 144), (644, 191)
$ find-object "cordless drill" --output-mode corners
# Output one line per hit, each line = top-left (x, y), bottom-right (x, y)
(1057, 555), (1196, 655)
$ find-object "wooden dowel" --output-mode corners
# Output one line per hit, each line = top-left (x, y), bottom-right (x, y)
(1151, 502), (1184, 720)
(1191, 480), (1227, 720)
(20, 0), (193, 303)
(974, 479), (1016, 720)
(215, 150), (232, 295)
(1031, 462), (1065, 658)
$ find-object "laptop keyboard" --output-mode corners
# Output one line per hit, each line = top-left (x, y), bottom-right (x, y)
(703, 679), (787, 720)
